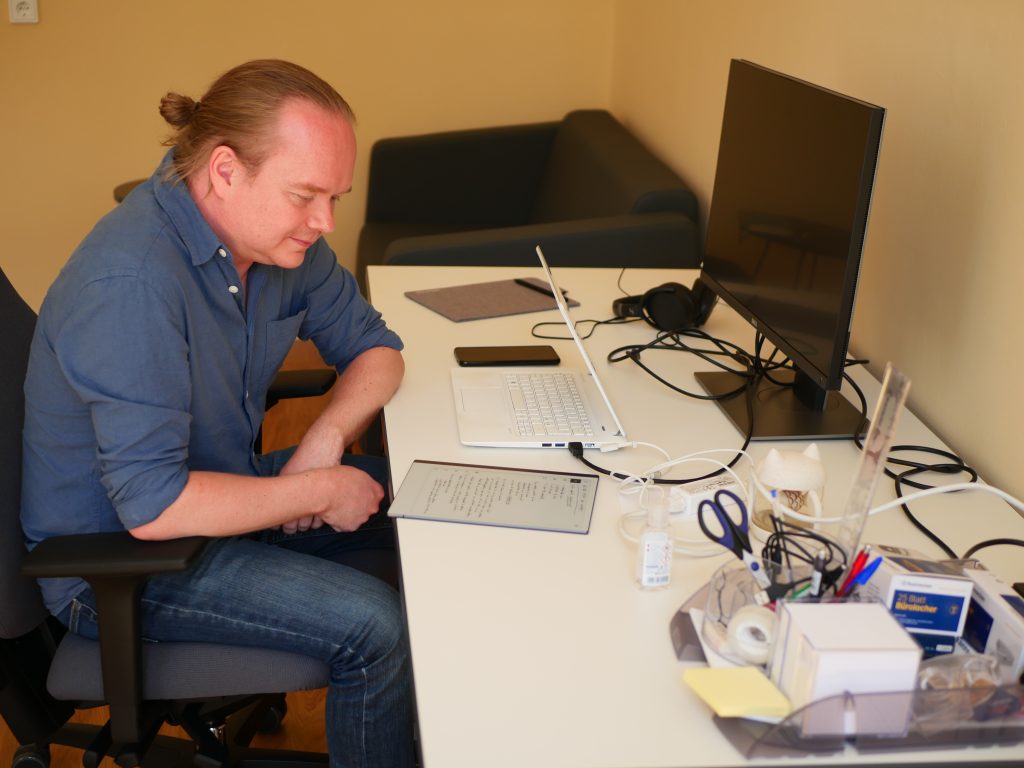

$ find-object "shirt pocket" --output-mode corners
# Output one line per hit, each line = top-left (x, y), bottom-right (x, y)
(256, 310), (309, 398)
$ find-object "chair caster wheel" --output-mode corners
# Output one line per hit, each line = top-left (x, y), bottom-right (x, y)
(256, 698), (288, 734)
(13, 745), (51, 768)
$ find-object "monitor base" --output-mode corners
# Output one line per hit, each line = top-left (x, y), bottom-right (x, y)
(695, 370), (868, 441)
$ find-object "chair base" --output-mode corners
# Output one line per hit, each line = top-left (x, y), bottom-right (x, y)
(11, 696), (328, 768)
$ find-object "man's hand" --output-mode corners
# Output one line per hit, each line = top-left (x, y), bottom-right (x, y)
(312, 464), (385, 532)
(277, 426), (347, 533)
(271, 346), (402, 535)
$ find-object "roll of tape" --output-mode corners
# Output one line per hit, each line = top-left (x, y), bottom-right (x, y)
(726, 604), (777, 665)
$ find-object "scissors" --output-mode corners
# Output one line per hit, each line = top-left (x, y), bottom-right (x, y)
(697, 489), (772, 589)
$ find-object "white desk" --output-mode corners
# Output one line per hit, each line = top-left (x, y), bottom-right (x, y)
(369, 265), (1024, 767)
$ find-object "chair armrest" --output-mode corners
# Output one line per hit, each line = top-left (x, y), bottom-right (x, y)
(265, 368), (337, 411)
(22, 533), (208, 746)
(365, 121), (558, 227)
(384, 211), (701, 270)
(21, 532), (207, 580)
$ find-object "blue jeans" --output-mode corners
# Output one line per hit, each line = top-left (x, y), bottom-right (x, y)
(58, 451), (414, 768)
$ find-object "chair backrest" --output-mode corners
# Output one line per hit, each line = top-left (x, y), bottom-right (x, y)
(530, 109), (698, 225)
(0, 266), (48, 639)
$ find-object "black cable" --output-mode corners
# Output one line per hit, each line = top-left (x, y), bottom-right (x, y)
(530, 285), (1013, 563)
(761, 519), (849, 596)
(894, 468), (959, 559)
(561, 319), (996, 561)
(567, 324), (764, 484)
(566, 368), (755, 486)
(608, 327), (756, 401)
(843, 370), (1019, 561)
(615, 267), (629, 296)
(530, 315), (637, 341)
(962, 538), (1024, 560)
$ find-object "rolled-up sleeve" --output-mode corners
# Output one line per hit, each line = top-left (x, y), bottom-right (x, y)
(297, 242), (403, 371)
(55, 273), (191, 529)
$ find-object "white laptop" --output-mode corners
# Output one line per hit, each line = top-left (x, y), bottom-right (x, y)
(451, 246), (628, 449)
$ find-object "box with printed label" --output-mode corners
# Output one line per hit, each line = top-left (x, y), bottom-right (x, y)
(858, 549), (973, 653)
(961, 565), (1024, 684)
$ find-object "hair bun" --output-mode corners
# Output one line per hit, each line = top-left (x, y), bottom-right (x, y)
(159, 92), (201, 129)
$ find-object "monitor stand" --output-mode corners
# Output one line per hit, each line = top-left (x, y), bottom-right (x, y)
(695, 369), (868, 441)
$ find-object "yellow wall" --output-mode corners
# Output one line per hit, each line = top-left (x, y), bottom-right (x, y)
(0, 0), (614, 307)
(4, 0), (1023, 504)
(611, 0), (1024, 503)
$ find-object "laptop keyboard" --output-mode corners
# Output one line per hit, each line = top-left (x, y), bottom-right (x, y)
(505, 372), (593, 437)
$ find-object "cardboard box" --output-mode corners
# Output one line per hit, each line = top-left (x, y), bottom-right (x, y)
(770, 601), (921, 736)
(858, 547), (973, 653)
(961, 565), (1024, 684)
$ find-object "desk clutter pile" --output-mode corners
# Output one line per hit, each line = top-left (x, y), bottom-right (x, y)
(675, 546), (1024, 757)
(661, 364), (1024, 757)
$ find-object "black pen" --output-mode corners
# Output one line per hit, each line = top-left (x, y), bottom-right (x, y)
(809, 549), (826, 597)
(514, 278), (566, 299)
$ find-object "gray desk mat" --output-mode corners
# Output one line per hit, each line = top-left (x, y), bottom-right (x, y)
(405, 277), (578, 322)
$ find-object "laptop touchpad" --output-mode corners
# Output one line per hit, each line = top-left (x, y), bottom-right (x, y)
(460, 387), (504, 414)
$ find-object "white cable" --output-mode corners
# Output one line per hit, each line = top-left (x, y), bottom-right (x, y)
(617, 448), (754, 495)
(617, 458), (750, 518)
(766, 481), (1024, 526)
(617, 509), (725, 557)
(616, 448), (757, 556)
(643, 448), (755, 484)
(867, 482), (1024, 519)
(599, 440), (672, 460)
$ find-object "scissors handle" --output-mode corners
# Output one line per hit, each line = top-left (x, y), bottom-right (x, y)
(715, 489), (749, 529)
(697, 490), (750, 554)
(698, 492), (771, 589)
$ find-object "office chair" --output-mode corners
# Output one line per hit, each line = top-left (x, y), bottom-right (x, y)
(0, 265), (334, 768)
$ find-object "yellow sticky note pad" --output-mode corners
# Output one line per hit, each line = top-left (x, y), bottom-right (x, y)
(682, 666), (792, 719)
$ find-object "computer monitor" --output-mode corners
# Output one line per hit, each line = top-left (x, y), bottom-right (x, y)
(696, 59), (885, 441)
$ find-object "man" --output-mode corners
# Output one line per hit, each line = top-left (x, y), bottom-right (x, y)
(21, 60), (413, 767)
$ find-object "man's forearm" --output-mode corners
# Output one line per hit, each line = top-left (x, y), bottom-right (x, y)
(130, 347), (404, 540)
(289, 346), (404, 469)
(129, 468), (337, 540)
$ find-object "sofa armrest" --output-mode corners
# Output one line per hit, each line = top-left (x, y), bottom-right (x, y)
(22, 533), (207, 744)
(365, 121), (558, 227)
(384, 211), (701, 270)
(532, 110), (699, 224)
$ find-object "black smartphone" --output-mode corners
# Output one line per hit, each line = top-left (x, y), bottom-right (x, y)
(454, 345), (560, 367)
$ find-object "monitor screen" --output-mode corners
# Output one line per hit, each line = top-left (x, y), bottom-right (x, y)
(697, 60), (885, 440)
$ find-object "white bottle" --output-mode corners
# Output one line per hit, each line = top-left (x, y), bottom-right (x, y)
(635, 489), (673, 590)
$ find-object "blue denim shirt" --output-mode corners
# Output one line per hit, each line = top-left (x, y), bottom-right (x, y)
(21, 152), (403, 614)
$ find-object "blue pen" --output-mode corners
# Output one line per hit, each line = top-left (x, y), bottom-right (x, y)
(848, 556), (882, 592)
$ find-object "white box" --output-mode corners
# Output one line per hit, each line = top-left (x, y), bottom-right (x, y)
(770, 601), (921, 736)
(961, 566), (1024, 684)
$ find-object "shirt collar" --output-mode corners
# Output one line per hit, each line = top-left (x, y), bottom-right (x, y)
(152, 149), (229, 267)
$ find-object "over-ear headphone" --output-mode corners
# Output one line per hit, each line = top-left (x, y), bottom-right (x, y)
(612, 278), (717, 332)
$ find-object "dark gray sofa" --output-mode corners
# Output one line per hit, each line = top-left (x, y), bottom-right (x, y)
(356, 109), (701, 292)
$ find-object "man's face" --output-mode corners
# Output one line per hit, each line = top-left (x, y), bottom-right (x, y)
(221, 99), (356, 272)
